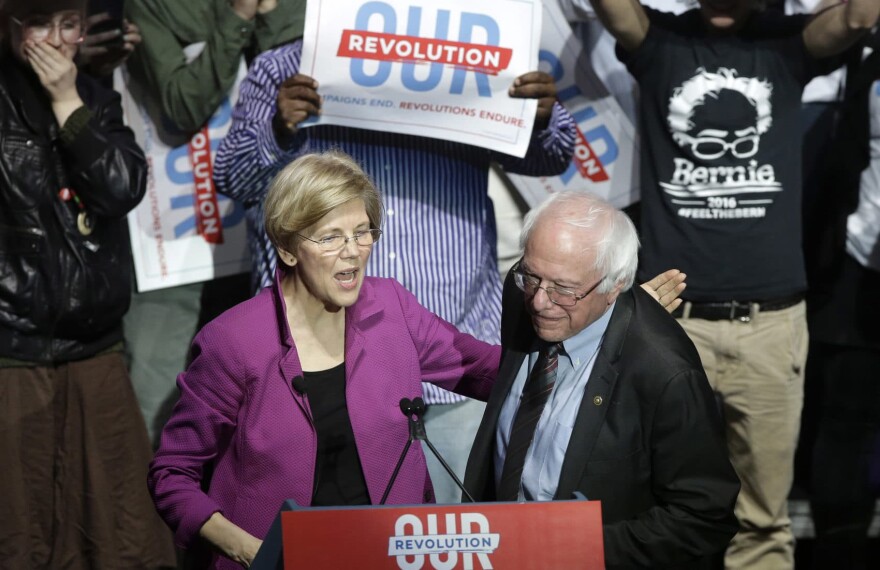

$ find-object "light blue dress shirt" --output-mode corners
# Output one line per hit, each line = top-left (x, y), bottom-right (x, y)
(494, 302), (616, 501)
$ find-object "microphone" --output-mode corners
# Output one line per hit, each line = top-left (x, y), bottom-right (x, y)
(380, 396), (475, 504)
(291, 375), (307, 395)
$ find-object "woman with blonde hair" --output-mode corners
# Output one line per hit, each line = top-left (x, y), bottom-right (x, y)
(149, 151), (500, 568)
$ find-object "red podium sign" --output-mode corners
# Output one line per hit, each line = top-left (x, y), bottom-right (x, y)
(280, 500), (604, 569)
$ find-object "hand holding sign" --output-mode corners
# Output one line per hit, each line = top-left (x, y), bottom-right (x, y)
(274, 73), (322, 138)
(299, 0), (543, 157)
(508, 71), (557, 130)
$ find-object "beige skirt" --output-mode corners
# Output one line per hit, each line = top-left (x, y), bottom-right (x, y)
(0, 351), (176, 569)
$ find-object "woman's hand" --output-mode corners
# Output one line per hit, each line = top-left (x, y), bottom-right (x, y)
(200, 512), (263, 568)
(25, 40), (79, 102)
(24, 40), (85, 126)
(640, 269), (687, 313)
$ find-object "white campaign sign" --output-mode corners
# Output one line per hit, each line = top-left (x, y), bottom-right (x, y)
(504, 0), (639, 209)
(120, 52), (250, 292)
(299, 0), (542, 157)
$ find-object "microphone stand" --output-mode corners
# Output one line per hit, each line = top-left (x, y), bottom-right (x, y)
(380, 397), (475, 504)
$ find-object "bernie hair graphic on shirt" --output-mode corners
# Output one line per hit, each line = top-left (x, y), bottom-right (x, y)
(667, 67), (773, 161)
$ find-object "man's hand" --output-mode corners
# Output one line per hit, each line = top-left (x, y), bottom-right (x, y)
(640, 269), (687, 313)
(274, 74), (321, 139)
(79, 14), (142, 77)
(508, 71), (557, 130)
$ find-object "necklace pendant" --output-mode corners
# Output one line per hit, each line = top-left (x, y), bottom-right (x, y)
(77, 211), (94, 236)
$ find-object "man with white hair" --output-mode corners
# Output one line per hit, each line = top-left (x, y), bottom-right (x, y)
(464, 192), (740, 570)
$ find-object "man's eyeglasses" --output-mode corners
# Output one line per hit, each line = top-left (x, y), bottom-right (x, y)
(512, 262), (603, 307)
(12, 15), (84, 45)
(296, 229), (382, 252)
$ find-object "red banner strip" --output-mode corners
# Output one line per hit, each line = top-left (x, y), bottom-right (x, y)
(337, 29), (513, 75)
(573, 125), (610, 182)
(188, 127), (224, 245)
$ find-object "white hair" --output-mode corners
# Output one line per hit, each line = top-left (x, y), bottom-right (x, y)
(520, 192), (640, 293)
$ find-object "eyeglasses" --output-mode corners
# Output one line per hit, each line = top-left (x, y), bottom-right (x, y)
(12, 14), (84, 45)
(296, 229), (382, 252)
(674, 132), (759, 160)
(512, 261), (603, 307)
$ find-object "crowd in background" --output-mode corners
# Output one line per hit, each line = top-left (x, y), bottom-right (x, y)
(0, 0), (878, 569)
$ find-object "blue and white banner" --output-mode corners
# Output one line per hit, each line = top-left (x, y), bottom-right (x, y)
(504, 0), (639, 209)
(300, 0), (543, 157)
(119, 48), (250, 292)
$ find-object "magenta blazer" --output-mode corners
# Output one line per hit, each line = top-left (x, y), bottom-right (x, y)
(148, 275), (500, 564)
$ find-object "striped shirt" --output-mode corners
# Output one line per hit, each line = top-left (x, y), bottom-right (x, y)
(214, 41), (576, 404)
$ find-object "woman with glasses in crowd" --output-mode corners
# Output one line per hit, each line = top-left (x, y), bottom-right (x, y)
(148, 151), (501, 568)
(0, 0), (175, 567)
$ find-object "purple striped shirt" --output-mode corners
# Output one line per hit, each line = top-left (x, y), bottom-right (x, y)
(214, 41), (576, 404)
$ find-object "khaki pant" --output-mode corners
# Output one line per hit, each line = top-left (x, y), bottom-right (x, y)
(677, 301), (808, 570)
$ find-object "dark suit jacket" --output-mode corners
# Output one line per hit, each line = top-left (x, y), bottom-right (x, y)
(463, 279), (740, 570)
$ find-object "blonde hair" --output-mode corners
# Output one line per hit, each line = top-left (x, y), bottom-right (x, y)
(264, 150), (383, 254)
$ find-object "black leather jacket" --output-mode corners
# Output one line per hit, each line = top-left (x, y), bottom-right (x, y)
(0, 58), (147, 363)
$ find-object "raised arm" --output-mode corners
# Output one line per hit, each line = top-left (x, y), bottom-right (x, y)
(22, 41), (145, 218)
(214, 43), (312, 205)
(493, 72), (577, 177)
(61, 84), (148, 218)
(803, 0), (880, 59)
(125, 0), (292, 133)
(393, 280), (500, 402)
(585, 0), (651, 53)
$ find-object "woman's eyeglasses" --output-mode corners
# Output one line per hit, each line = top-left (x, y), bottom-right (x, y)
(296, 229), (383, 252)
(12, 15), (84, 45)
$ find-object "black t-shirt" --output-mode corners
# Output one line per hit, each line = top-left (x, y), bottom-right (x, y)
(304, 363), (371, 507)
(621, 9), (824, 301)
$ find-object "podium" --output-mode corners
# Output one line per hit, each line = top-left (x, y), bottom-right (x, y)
(252, 496), (604, 569)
